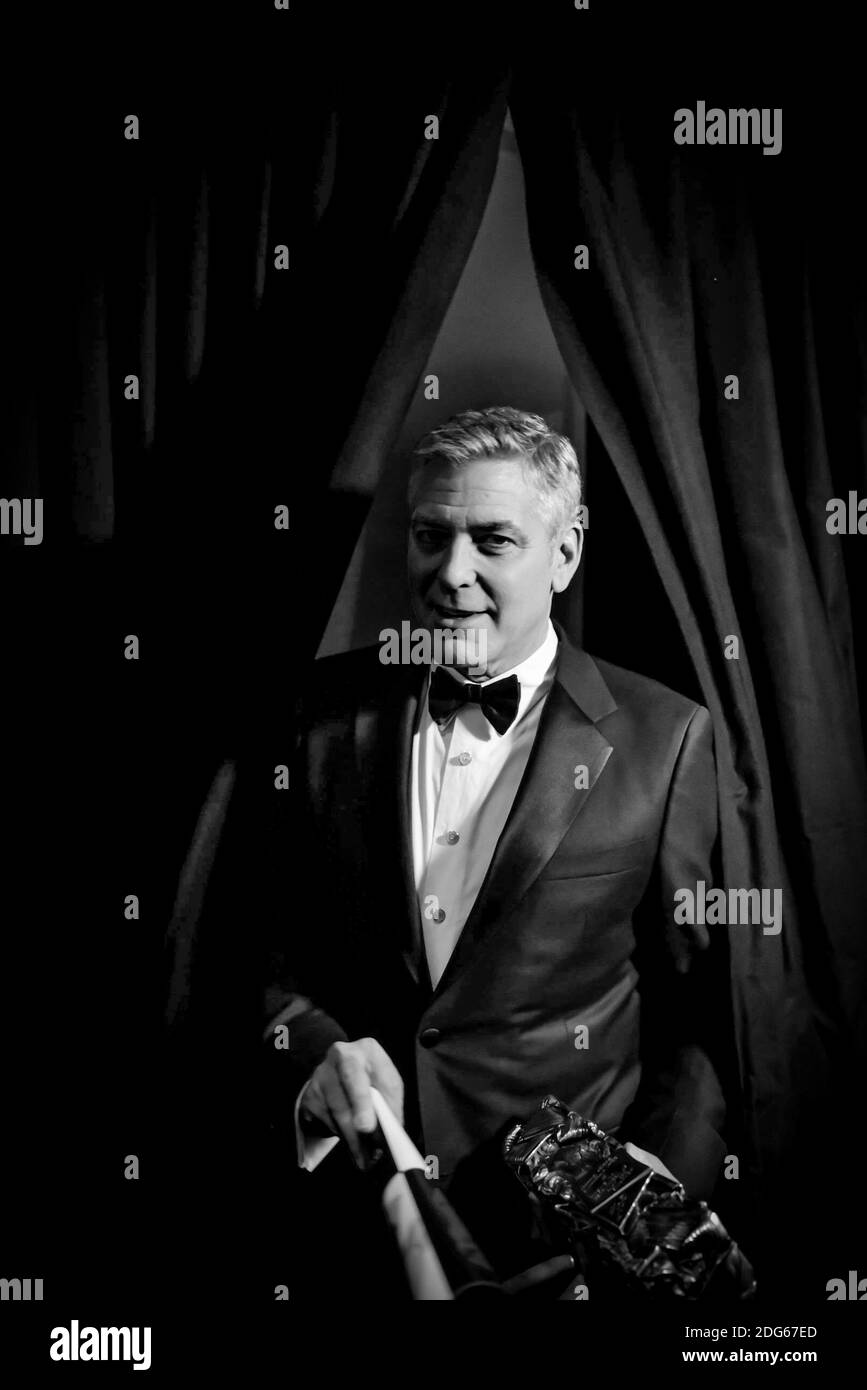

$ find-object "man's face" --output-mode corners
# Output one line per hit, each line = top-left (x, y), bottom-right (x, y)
(408, 454), (581, 678)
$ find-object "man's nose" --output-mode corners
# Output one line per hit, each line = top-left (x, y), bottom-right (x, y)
(434, 536), (477, 591)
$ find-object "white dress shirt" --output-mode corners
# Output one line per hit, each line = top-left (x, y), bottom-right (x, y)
(412, 619), (559, 987)
(295, 619), (560, 1168)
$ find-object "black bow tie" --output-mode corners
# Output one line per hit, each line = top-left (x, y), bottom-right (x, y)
(428, 667), (521, 735)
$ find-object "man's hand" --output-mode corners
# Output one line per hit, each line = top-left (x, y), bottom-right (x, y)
(299, 1038), (405, 1168)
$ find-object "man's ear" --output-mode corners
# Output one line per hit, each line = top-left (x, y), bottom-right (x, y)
(552, 524), (583, 594)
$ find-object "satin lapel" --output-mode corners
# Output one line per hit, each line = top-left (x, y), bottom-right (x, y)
(355, 664), (426, 987)
(431, 639), (616, 1001)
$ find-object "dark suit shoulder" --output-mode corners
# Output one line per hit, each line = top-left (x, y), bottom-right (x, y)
(299, 642), (411, 720)
(306, 642), (383, 684)
(588, 653), (707, 730)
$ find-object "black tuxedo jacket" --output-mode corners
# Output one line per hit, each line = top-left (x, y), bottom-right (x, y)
(259, 624), (730, 1242)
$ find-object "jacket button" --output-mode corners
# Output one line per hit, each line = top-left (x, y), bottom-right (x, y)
(419, 1027), (442, 1048)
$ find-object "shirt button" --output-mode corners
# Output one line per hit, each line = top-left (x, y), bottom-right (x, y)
(445, 830), (460, 845)
(419, 1027), (442, 1048)
(458, 751), (472, 766)
(433, 907), (446, 923)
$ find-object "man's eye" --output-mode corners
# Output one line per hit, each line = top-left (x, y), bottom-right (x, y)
(414, 530), (444, 548)
(479, 535), (512, 550)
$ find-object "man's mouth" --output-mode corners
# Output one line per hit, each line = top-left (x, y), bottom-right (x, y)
(431, 604), (485, 621)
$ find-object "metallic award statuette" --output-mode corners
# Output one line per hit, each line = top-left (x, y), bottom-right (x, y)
(503, 1096), (756, 1300)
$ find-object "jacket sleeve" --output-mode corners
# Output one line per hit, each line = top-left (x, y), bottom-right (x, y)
(163, 696), (350, 1139)
(258, 682), (351, 1129)
(618, 704), (732, 1201)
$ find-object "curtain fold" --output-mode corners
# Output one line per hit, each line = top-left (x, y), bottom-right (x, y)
(3, 15), (512, 678)
(510, 53), (867, 1278)
(286, 20), (512, 660)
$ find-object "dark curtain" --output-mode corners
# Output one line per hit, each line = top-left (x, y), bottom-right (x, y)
(286, 22), (512, 663)
(509, 20), (867, 1284)
(2, 7), (511, 691)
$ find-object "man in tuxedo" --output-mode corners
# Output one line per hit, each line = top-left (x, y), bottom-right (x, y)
(263, 406), (730, 1282)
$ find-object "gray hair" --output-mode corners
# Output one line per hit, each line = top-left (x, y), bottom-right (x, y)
(408, 406), (583, 537)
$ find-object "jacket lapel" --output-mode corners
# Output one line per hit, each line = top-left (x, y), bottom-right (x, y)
(356, 662), (427, 988)
(430, 632), (617, 1000)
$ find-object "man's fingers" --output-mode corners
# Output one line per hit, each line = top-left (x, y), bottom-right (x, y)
(302, 1041), (405, 1165)
(366, 1044), (405, 1125)
(319, 1069), (364, 1165)
(332, 1047), (377, 1133)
